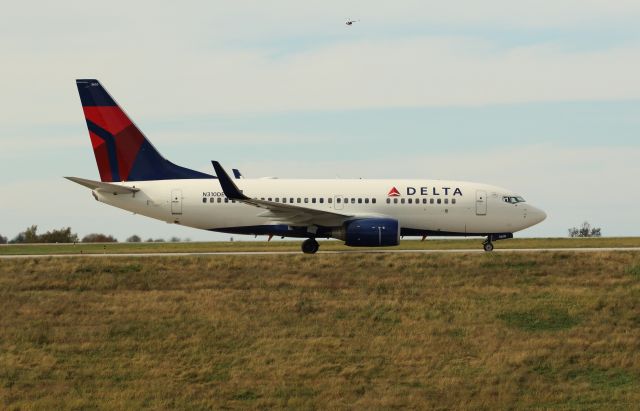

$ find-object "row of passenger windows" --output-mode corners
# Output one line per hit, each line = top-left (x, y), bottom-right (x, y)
(202, 197), (456, 205)
(201, 197), (378, 204)
(387, 198), (456, 205)
(258, 197), (377, 204)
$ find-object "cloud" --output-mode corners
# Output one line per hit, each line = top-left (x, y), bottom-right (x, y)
(3, 37), (640, 128)
(2, 0), (640, 129)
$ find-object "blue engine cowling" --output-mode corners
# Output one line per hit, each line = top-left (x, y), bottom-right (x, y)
(344, 218), (400, 247)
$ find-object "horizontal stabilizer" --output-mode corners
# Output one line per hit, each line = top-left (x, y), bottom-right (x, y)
(65, 176), (140, 195)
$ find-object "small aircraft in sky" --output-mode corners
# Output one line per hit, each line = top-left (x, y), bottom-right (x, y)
(345, 19), (359, 26)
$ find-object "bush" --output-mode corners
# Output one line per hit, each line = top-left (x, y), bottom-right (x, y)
(82, 233), (118, 243)
(170, 236), (181, 243)
(9, 225), (78, 243)
(0, 234), (7, 244)
(568, 222), (602, 238)
(126, 235), (141, 243)
(39, 227), (79, 243)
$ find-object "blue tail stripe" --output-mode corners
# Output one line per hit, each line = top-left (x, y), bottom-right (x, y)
(86, 120), (121, 181)
(127, 140), (216, 181)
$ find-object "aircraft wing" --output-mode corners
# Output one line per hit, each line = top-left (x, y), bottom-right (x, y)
(212, 161), (357, 227)
(65, 176), (140, 195)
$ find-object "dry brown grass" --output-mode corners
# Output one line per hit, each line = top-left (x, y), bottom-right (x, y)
(2, 236), (640, 255)
(1, 252), (640, 409)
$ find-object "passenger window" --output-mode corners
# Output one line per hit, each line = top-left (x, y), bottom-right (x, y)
(232, 200), (236, 203)
(297, 198), (301, 203)
(282, 198), (286, 203)
(365, 198), (369, 204)
(312, 198), (316, 203)
(210, 198), (214, 203)
(437, 198), (441, 204)
(401, 199), (405, 204)
(336, 198), (341, 204)
(225, 198), (229, 203)
(386, 198), (391, 204)
(275, 198), (280, 202)
(351, 198), (356, 204)
(319, 198), (324, 204)
(328, 198), (333, 203)
(452, 199), (456, 204)
(202, 198), (207, 203)
(304, 198), (309, 203)
(372, 198), (376, 204)
(423, 198), (427, 204)
(358, 198), (362, 204)
(430, 198), (434, 204)
(268, 198), (272, 201)
(394, 198), (398, 204)
(217, 198), (222, 203)
(290, 198), (294, 203)
(444, 198), (449, 204)
(408, 198), (412, 204)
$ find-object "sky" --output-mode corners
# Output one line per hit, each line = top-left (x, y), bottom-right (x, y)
(1, 0), (639, 241)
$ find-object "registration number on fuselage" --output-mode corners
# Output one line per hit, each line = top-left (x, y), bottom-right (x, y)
(202, 192), (226, 197)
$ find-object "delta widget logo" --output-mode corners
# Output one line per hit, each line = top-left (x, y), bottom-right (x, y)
(387, 187), (401, 197)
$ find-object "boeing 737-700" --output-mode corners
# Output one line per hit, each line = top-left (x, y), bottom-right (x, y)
(67, 79), (546, 253)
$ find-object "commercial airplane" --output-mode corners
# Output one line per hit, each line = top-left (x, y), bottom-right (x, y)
(67, 79), (546, 254)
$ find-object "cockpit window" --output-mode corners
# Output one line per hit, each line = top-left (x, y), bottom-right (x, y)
(503, 196), (526, 204)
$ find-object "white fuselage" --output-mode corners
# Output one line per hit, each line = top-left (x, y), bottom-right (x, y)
(92, 178), (546, 237)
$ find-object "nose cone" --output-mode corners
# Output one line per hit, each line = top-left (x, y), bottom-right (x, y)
(529, 206), (547, 226)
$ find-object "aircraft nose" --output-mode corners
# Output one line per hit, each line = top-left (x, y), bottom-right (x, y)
(529, 206), (547, 225)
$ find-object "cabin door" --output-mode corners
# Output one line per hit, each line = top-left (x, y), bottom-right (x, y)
(171, 189), (183, 215)
(475, 190), (487, 215)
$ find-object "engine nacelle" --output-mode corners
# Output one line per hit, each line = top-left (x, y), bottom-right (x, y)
(342, 218), (400, 247)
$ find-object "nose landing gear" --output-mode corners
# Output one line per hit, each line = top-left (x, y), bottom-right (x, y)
(302, 238), (320, 254)
(482, 233), (513, 252)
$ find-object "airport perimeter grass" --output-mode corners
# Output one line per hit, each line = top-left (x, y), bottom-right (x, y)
(1, 236), (640, 255)
(2, 252), (640, 409)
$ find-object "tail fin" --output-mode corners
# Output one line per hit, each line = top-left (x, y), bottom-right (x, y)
(76, 79), (212, 182)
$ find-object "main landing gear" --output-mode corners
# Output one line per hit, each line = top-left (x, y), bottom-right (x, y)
(482, 239), (494, 252)
(302, 238), (320, 254)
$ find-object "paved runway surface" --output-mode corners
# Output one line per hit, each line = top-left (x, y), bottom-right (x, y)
(2, 247), (640, 258)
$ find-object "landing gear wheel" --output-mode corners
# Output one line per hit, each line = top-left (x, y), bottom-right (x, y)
(483, 242), (494, 252)
(302, 238), (320, 254)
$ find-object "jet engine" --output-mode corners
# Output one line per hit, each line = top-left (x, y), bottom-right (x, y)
(333, 218), (400, 247)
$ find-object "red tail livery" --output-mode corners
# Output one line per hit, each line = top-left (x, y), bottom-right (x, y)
(76, 79), (211, 182)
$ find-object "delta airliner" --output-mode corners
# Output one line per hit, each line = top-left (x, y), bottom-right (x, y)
(67, 80), (546, 253)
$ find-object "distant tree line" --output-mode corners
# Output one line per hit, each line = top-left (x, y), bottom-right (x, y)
(568, 221), (602, 238)
(8, 225), (79, 244)
(1, 226), (191, 244)
(81, 233), (118, 243)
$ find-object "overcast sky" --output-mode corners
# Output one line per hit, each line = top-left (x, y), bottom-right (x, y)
(1, 1), (639, 241)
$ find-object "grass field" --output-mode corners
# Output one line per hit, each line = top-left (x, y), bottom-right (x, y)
(2, 236), (640, 255)
(1, 251), (640, 409)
